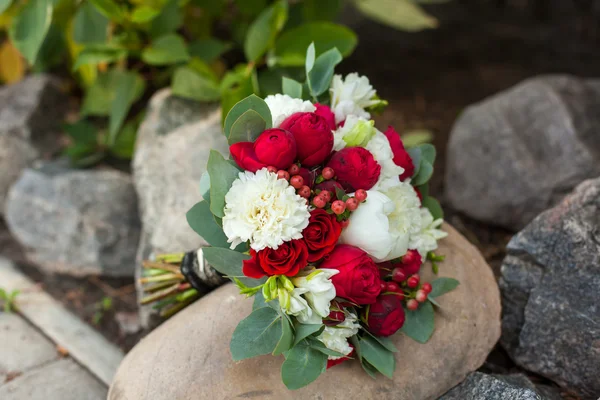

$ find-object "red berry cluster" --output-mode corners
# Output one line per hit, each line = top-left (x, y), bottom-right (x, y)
(380, 266), (433, 311)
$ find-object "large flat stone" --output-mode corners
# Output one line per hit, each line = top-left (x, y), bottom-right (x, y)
(109, 224), (501, 400)
(440, 373), (562, 400)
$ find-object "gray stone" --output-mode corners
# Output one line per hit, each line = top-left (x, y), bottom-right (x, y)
(0, 358), (107, 400)
(445, 75), (600, 230)
(0, 75), (67, 213)
(5, 160), (140, 276)
(440, 373), (561, 400)
(132, 89), (227, 326)
(499, 177), (600, 399)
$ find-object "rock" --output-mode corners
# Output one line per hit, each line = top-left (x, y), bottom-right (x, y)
(132, 89), (227, 326)
(445, 75), (600, 230)
(114, 312), (141, 336)
(500, 177), (600, 399)
(440, 373), (562, 400)
(0, 75), (67, 213)
(109, 224), (501, 400)
(5, 160), (140, 276)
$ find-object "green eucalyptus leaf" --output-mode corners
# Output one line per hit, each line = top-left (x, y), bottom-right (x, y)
(199, 172), (211, 201)
(9, 0), (53, 65)
(273, 315), (294, 355)
(411, 159), (433, 186)
(224, 94), (272, 139)
(244, 0), (288, 62)
(292, 323), (323, 346)
(73, 2), (108, 44)
(422, 196), (443, 220)
(281, 342), (327, 390)
(230, 307), (282, 360)
(282, 77), (303, 99)
(307, 338), (346, 357)
(418, 143), (436, 165)
(358, 335), (395, 378)
(186, 200), (231, 249)
(362, 330), (398, 353)
(201, 247), (250, 278)
(407, 147), (421, 178)
(305, 42), (315, 74)
(402, 129), (433, 148)
(429, 278), (459, 298)
(306, 47), (342, 98)
(207, 150), (242, 218)
(253, 291), (279, 310)
(362, 359), (379, 378)
(142, 33), (190, 66)
(228, 110), (267, 145)
(400, 301), (434, 343)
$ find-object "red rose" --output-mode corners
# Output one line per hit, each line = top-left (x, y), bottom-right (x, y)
(230, 128), (297, 172)
(326, 147), (381, 191)
(366, 293), (405, 337)
(314, 103), (336, 131)
(326, 347), (354, 369)
(280, 112), (333, 167)
(303, 209), (342, 262)
(242, 240), (308, 278)
(320, 245), (382, 305)
(400, 249), (422, 276)
(383, 126), (414, 181)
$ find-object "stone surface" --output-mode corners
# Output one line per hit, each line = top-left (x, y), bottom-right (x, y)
(132, 89), (227, 326)
(109, 224), (501, 400)
(440, 373), (561, 400)
(445, 75), (600, 230)
(500, 177), (600, 400)
(4, 160), (140, 276)
(0, 358), (107, 400)
(0, 75), (67, 213)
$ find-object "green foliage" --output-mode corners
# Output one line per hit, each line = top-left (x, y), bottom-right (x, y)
(224, 94), (272, 144)
(206, 150), (242, 218)
(429, 277), (459, 298)
(8, 0), (52, 65)
(401, 301), (435, 343)
(230, 307), (283, 360)
(0, 288), (20, 313)
(352, 0), (441, 32)
(358, 335), (395, 378)
(281, 341), (327, 390)
(186, 200), (231, 249)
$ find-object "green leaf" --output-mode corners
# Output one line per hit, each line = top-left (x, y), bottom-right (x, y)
(9, 0), (53, 65)
(88, 0), (125, 22)
(73, 2), (108, 44)
(0, 0), (13, 14)
(201, 246), (250, 278)
(273, 316), (294, 355)
(412, 159), (433, 186)
(407, 147), (421, 178)
(207, 150), (241, 218)
(234, 0), (267, 16)
(418, 143), (436, 165)
(353, 0), (438, 32)
(171, 66), (220, 102)
(429, 278), (459, 298)
(244, 0), (288, 62)
(199, 172), (210, 201)
(302, 0), (341, 21)
(109, 116), (139, 160)
(253, 291), (279, 311)
(142, 33), (190, 66)
(417, 183), (429, 198)
(274, 22), (357, 67)
(220, 65), (256, 124)
(186, 201), (231, 249)
(72, 45), (127, 71)
(130, 6), (160, 23)
(149, 0), (182, 38)
(401, 301), (434, 343)
(307, 338), (347, 357)
(362, 330), (398, 353)
(282, 77), (302, 99)
(82, 69), (145, 117)
(292, 323), (323, 346)
(281, 342), (327, 390)
(230, 307), (282, 360)
(224, 94), (272, 140)
(402, 129), (433, 148)
(422, 196), (443, 220)
(64, 120), (98, 147)
(108, 71), (146, 143)
(358, 335), (395, 378)
(188, 38), (232, 63)
(306, 47), (342, 98)
(228, 110), (267, 145)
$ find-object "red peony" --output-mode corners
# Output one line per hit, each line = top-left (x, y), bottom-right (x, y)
(315, 180), (343, 199)
(242, 240), (308, 278)
(326, 347), (354, 369)
(383, 126), (414, 181)
(280, 112), (334, 167)
(314, 103), (336, 131)
(366, 293), (405, 337)
(320, 245), (382, 305)
(297, 167), (316, 188)
(230, 128), (297, 172)
(303, 209), (342, 262)
(326, 147), (380, 191)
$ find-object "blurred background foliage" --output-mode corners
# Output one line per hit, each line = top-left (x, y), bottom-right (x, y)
(0, 0), (448, 167)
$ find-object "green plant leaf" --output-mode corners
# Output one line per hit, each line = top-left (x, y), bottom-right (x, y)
(230, 307), (282, 360)
(306, 47), (342, 98)
(64, 120), (98, 147)
(274, 22), (357, 67)
(402, 129), (433, 148)
(401, 301), (434, 343)
(418, 143), (436, 165)
(171, 66), (220, 102)
(417, 183), (429, 198)
(0, 0), (13, 14)
(429, 277), (459, 298)
(130, 5), (160, 23)
(273, 315), (294, 355)
(73, 2), (108, 44)
(358, 335), (395, 378)
(253, 291), (279, 310)
(308, 338), (346, 357)
(186, 200), (230, 248)
(220, 65), (256, 124)
(234, 0), (267, 16)
(224, 94), (272, 140)
(412, 159), (433, 186)
(281, 342), (327, 390)
(202, 246), (249, 277)
(72, 45), (127, 71)
(207, 150), (241, 218)
(244, 0), (288, 62)
(149, 0), (182, 38)
(88, 0), (125, 22)
(199, 172), (210, 201)
(353, 0), (438, 32)
(302, 0), (341, 21)
(108, 70), (146, 144)
(362, 359), (379, 378)
(188, 38), (232, 63)
(82, 69), (145, 116)
(292, 323), (323, 346)
(407, 146), (421, 177)
(109, 116), (139, 159)
(9, 0), (53, 65)
(142, 33), (190, 66)
(228, 110), (267, 145)
(282, 77), (302, 98)
(422, 196), (443, 220)
(362, 330), (398, 353)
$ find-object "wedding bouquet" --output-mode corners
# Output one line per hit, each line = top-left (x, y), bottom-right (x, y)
(185, 44), (458, 390)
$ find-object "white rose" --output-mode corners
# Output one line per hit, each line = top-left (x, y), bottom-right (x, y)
(264, 94), (315, 127)
(317, 311), (360, 359)
(292, 269), (338, 321)
(330, 73), (380, 124)
(409, 208), (448, 257)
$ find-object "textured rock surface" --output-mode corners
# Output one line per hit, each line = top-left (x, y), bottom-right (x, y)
(440, 373), (561, 400)
(132, 89), (227, 326)
(0, 75), (67, 213)
(109, 224), (501, 400)
(445, 75), (600, 230)
(500, 178), (600, 399)
(5, 160), (140, 276)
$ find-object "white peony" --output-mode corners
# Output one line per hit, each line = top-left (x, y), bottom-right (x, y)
(340, 182), (423, 262)
(409, 208), (448, 257)
(317, 311), (360, 360)
(292, 269), (338, 321)
(330, 73), (380, 124)
(366, 129), (405, 191)
(222, 168), (310, 251)
(264, 94), (315, 127)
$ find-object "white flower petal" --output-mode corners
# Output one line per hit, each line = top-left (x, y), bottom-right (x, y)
(264, 94), (315, 127)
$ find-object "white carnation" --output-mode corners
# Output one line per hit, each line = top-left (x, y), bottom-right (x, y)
(409, 208), (448, 257)
(317, 311), (360, 360)
(264, 94), (315, 127)
(330, 73), (379, 123)
(367, 129), (405, 191)
(222, 168), (310, 251)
